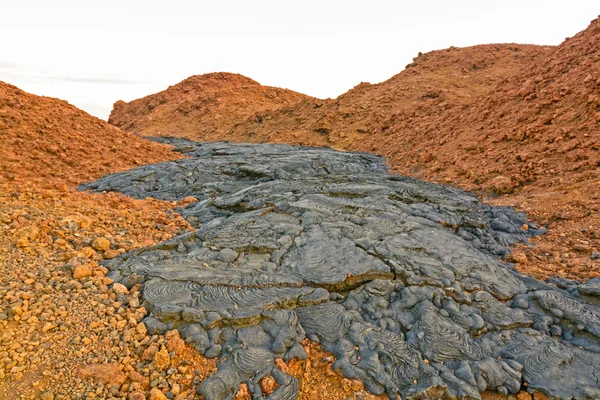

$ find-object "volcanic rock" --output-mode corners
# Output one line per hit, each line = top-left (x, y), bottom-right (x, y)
(81, 139), (600, 400)
(154, 348), (171, 371)
(72, 263), (92, 280)
(92, 238), (111, 252)
(149, 388), (168, 400)
(76, 363), (127, 386)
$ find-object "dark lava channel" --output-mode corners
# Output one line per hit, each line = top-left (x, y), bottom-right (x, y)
(81, 139), (600, 400)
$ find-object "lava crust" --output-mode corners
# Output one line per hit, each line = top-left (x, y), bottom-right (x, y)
(81, 139), (600, 400)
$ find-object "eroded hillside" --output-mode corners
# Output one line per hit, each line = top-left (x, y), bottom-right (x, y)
(228, 43), (551, 148)
(0, 81), (182, 188)
(108, 72), (312, 140)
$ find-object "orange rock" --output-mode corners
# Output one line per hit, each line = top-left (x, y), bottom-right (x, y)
(80, 246), (97, 259)
(341, 379), (352, 391)
(0, 213), (11, 224)
(236, 384), (250, 398)
(141, 343), (159, 361)
(180, 196), (199, 206)
(18, 226), (40, 240)
(54, 238), (68, 247)
(509, 252), (528, 264)
(166, 335), (186, 356)
(104, 248), (125, 259)
(275, 358), (289, 374)
(129, 370), (146, 383)
(92, 238), (111, 252)
(112, 282), (129, 294)
(16, 237), (30, 248)
(60, 215), (92, 230)
(153, 348), (170, 371)
(165, 329), (180, 339)
(76, 363), (126, 386)
(489, 175), (514, 195)
(260, 375), (277, 394)
(517, 391), (532, 400)
(149, 388), (167, 400)
(72, 264), (92, 280)
(135, 322), (147, 336)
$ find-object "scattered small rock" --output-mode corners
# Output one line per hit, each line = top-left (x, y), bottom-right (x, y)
(112, 282), (129, 294)
(154, 348), (171, 371)
(149, 388), (168, 400)
(517, 391), (532, 400)
(509, 252), (528, 264)
(218, 248), (238, 263)
(489, 175), (514, 195)
(76, 363), (127, 386)
(166, 335), (185, 356)
(92, 238), (111, 252)
(72, 263), (92, 280)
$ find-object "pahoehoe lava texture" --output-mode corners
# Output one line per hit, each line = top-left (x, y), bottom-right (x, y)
(82, 139), (600, 400)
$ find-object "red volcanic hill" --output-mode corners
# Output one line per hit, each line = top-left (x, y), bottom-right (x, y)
(364, 17), (600, 282)
(108, 72), (312, 140)
(0, 81), (181, 188)
(370, 18), (600, 197)
(226, 43), (551, 149)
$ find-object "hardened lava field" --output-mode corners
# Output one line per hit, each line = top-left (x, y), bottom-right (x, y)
(82, 139), (600, 400)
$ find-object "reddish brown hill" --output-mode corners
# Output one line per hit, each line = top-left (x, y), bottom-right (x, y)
(108, 72), (312, 140)
(367, 17), (600, 281)
(371, 18), (600, 195)
(228, 43), (551, 147)
(0, 81), (181, 188)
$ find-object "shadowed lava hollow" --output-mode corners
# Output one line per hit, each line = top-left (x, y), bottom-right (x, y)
(81, 139), (600, 400)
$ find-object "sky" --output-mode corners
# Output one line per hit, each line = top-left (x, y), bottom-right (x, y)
(1, 0), (598, 120)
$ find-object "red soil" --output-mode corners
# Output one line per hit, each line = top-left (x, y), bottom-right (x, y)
(0, 81), (182, 188)
(108, 72), (311, 140)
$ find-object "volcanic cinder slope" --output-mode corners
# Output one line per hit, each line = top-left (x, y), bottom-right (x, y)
(362, 17), (600, 282)
(108, 72), (312, 141)
(372, 18), (600, 194)
(227, 43), (551, 148)
(0, 81), (182, 188)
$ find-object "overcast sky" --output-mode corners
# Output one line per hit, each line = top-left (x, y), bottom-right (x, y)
(1, 1), (598, 119)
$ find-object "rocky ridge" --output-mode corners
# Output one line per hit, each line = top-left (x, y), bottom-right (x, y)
(227, 44), (551, 149)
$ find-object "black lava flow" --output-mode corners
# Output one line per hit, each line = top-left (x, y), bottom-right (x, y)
(80, 138), (600, 400)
